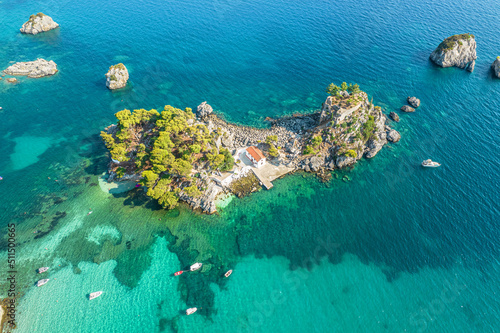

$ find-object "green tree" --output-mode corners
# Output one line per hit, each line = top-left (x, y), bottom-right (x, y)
(219, 148), (235, 172)
(311, 135), (322, 147)
(266, 135), (278, 144)
(141, 170), (159, 188)
(341, 82), (348, 92)
(303, 145), (315, 155)
(171, 159), (192, 177)
(184, 185), (201, 197)
(268, 144), (279, 157)
(158, 191), (179, 209)
(347, 83), (360, 94)
(326, 83), (340, 96)
(344, 149), (357, 158)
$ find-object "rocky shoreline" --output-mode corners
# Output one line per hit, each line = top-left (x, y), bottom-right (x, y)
(104, 87), (400, 214)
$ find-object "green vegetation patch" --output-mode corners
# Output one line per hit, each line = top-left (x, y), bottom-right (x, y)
(437, 33), (475, 52)
(101, 105), (235, 210)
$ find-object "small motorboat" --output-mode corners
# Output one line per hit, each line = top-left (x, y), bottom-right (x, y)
(186, 307), (198, 315)
(422, 159), (441, 167)
(38, 267), (49, 273)
(89, 291), (103, 300)
(224, 270), (233, 278)
(190, 263), (202, 271)
(87, 211), (93, 216)
(37, 279), (49, 287)
(174, 270), (184, 276)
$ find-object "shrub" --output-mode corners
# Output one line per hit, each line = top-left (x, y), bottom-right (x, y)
(303, 145), (315, 155)
(344, 150), (357, 158)
(437, 34), (475, 51)
(268, 144), (279, 157)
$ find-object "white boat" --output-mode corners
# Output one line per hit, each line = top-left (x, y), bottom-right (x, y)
(89, 291), (103, 300)
(38, 267), (49, 273)
(224, 270), (233, 278)
(186, 307), (198, 315)
(37, 279), (49, 287)
(190, 263), (202, 271)
(422, 159), (441, 167)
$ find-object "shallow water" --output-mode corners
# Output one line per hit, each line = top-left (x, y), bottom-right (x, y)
(0, 0), (499, 332)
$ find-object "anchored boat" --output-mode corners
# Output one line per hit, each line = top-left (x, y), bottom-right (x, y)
(190, 263), (202, 271)
(37, 279), (49, 287)
(224, 270), (233, 278)
(174, 270), (184, 276)
(422, 159), (441, 167)
(186, 307), (198, 315)
(89, 291), (103, 300)
(38, 267), (49, 273)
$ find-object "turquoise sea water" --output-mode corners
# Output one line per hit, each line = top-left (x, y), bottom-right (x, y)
(0, 0), (499, 332)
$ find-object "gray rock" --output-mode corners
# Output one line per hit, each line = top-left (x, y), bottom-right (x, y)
(492, 57), (500, 78)
(335, 155), (356, 168)
(20, 13), (59, 35)
(400, 105), (415, 113)
(389, 112), (400, 122)
(105, 64), (129, 90)
(3, 59), (57, 78)
(309, 155), (324, 172)
(430, 34), (477, 72)
(387, 129), (401, 143)
(197, 101), (213, 119)
(407, 96), (420, 108)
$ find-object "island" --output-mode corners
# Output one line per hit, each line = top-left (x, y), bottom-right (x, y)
(20, 13), (59, 35)
(105, 63), (129, 90)
(430, 33), (476, 72)
(101, 83), (399, 213)
(492, 57), (500, 78)
(3, 59), (58, 78)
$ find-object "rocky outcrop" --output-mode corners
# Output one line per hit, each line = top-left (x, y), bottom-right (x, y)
(365, 113), (387, 158)
(387, 129), (401, 143)
(430, 34), (476, 72)
(400, 105), (415, 113)
(3, 59), (57, 78)
(196, 102), (213, 119)
(492, 57), (500, 78)
(105, 64), (128, 90)
(20, 13), (59, 34)
(389, 112), (400, 122)
(335, 155), (356, 168)
(6, 78), (18, 83)
(407, 96), (420, 108)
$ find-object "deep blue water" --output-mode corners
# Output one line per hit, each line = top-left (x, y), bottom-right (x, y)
(0, 0), (499, 332)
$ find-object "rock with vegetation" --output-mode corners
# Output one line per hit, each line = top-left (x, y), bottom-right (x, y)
(3, 59), (57, 78)
(20, 13), (59, 34)
(407, 96), (420, 108)
(196, 101), (213, 119)
(389, 112), (400, 122)
(101, 82), (397, 214)
(105, 63), (129, 90)
(491, 57), (500, 78)
(430, 33), (476, 72)
(400, 105), (415, 113)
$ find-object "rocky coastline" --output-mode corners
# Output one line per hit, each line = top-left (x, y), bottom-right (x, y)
(102, 85), (400, 214)
(20, 13), (59, 35)
(3, 59), (58, 78)
(430, 33), (476, 72)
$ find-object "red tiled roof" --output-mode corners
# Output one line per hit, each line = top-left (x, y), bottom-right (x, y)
(246, 146), (265, 162)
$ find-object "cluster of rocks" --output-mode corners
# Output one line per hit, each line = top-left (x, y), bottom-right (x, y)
(105, 64), (129, 90)
(430, 34), (476, 72)
(3, 59), (58, 78)
(20, 13), (59, 35)
(399, 96), (420, 114)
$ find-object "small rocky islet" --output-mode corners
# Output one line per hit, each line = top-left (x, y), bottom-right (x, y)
(492, 57), (500, 78)
(101, 83), (400, 214)
(105, 63), (129, 90)
(430, 33), (476, 72)
(20, 13), (59, 35)
(3, 59), (58, 78)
